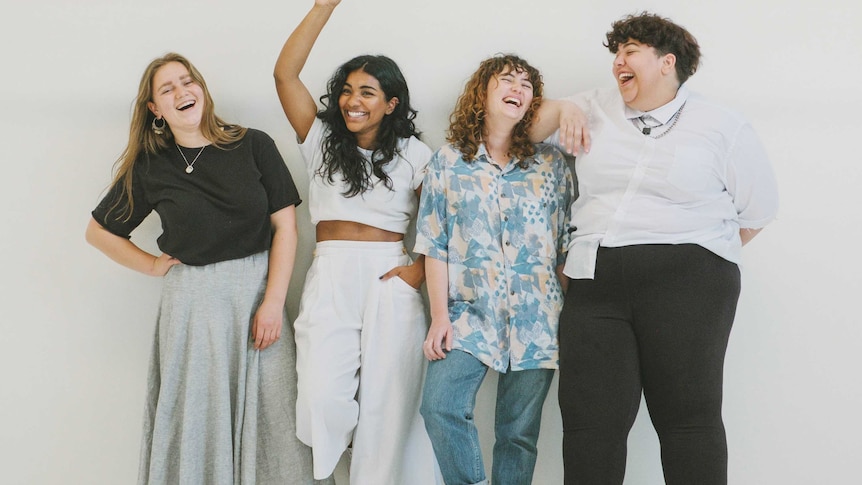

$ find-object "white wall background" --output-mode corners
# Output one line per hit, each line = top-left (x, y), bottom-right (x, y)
(1, 0), (859, 483)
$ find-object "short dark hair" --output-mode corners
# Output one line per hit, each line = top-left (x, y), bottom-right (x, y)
(604, 12), (701, 85)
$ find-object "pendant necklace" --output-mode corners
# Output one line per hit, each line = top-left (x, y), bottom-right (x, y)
(176, 144), (206, 174)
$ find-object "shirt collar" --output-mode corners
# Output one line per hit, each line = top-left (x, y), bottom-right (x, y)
(476, 143), (539, 169)
(625, 84), (690, 124)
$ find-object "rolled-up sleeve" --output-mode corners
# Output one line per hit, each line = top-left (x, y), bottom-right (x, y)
(725, 122), (779, 229)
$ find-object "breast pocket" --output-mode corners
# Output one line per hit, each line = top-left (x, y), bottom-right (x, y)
(511, 196), (555, 260)
(667, 145), (721, 194)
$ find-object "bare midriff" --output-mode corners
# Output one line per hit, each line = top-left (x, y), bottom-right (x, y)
(316, 220), (403, 242)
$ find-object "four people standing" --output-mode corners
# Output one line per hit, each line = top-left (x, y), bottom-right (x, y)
(87, 7), (776, 485)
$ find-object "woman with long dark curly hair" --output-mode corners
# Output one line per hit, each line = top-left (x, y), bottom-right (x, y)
(274, 1), (441, 483)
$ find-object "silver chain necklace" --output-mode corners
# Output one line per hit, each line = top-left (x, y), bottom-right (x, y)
(176, 144), (206, 174)
(648, 102), (686, 140)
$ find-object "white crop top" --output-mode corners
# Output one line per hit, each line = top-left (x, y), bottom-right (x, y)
(298, 118), (433, 234)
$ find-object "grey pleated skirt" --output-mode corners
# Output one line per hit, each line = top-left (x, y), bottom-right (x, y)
(137, 251), (334, 485)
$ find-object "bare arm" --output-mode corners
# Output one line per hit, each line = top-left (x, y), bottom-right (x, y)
(85, 217), (179, 276)
(529, 99), (591, 155)
(252, 206), (299, 350)
(740, 227), (763, 246)
(274, 0), (341, 142)
(423, 256), (453, 361)
(379, 185), (427, 289)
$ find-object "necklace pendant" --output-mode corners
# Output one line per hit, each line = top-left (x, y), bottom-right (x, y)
(185, 165), (194, 174)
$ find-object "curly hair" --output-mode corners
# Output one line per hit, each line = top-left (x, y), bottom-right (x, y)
(316, 55), (420, 198)
(604, 12), (701, 85)
(109, 53), (246, 221)
(447, 54), (543, 169)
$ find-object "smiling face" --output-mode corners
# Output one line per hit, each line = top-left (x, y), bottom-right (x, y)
(484, 67), (534, 124)
(612, 39), (678, 111)
(337, 68), (398, 149)
(147, 61), (205, 138)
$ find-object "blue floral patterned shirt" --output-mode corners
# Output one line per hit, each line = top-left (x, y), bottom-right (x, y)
(414, 143), (574, 372)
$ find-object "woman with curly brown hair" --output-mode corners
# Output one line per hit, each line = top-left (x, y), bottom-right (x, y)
(415, 54), (574, 485)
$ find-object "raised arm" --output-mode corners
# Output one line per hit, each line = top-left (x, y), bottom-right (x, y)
(274, 0), (341, 142)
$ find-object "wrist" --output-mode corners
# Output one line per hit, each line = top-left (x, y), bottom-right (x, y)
(430, 311), (450, 322)
(148, 255), (159, 276)
(260, 295), (286, 308)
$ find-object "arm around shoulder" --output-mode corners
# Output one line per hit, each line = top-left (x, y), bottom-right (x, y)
(530, 98), (591, 155)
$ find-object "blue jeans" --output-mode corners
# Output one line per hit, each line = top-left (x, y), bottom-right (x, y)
(420, 349), (555, 485)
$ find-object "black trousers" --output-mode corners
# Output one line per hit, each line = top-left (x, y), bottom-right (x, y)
(558, 244), (741, 485)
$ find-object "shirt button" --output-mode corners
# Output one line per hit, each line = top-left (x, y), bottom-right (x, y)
(510, 291), (515, 296)
(505, 241), (510, 246)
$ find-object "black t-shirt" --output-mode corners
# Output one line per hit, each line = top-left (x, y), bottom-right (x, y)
(92, 129), (301, 266)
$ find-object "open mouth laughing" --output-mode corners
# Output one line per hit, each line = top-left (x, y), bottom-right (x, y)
(503, 96), (522, 107)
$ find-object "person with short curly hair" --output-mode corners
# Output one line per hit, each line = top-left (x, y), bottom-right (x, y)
(534, 12), (778, 484)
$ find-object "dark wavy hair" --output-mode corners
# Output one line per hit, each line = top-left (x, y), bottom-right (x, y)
(604, 12), (701, 85)
(447, 54), (543, 168)
(316, 55), (420, 197)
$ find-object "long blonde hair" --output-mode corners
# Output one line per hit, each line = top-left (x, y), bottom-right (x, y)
(108, 53), (247, 220)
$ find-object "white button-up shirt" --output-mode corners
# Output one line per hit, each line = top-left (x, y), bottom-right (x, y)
(548, 85), (779, 279)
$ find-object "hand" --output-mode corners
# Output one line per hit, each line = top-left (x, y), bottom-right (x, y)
(423, 317), (453, 361)
(557, 100), (591, 155)
(151, 253), (180, 276)
(251, 299), (283, 350)
(379, 260), (425, 290)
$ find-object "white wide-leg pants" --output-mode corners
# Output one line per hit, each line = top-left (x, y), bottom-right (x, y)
(294, 240), (441, 484)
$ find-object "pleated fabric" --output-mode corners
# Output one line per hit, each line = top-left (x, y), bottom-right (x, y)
(137, 251), (334, 485)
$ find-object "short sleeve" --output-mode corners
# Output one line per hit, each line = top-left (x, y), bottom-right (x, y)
(404, 137), (434, 190)
(553, 150), (576, 267)
(297, 117), (327, 178)
(91, 166), (153, 238)
(252, 130), (302, 213)
(724, 123), (779, 228)
(413, 149), (450, 261)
